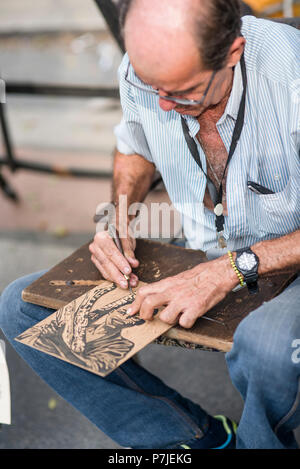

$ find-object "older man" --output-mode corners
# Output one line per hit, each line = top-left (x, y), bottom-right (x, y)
(0, 0), (299, 450)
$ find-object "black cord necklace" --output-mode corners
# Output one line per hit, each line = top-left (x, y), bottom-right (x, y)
(181, 53), (247, 248)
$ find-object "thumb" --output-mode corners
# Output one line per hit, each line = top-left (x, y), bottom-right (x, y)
(121, 236), (139, 268)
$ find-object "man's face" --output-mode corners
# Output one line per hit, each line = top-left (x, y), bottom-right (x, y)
(125, 22), (230, 118)
(134, 63), (225, 117)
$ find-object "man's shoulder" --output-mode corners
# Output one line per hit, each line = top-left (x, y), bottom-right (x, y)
(242, 15), (299, 85)
(241, 14), (300, 53)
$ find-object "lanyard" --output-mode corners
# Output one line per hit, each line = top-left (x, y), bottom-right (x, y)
(181, 53), (247, 248)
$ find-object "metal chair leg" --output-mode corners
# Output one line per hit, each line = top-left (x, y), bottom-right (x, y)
(0, 171), (18, 202)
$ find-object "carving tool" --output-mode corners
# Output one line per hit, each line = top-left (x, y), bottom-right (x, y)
(108, 225), (133, 294)
(50, 280), (105, 286)
(200, 315), (226, 326)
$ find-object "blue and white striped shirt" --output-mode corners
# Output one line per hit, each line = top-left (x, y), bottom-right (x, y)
(114, 15), (300, 252)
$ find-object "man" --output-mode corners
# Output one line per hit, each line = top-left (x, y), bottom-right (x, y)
(0, 0), (299, 449)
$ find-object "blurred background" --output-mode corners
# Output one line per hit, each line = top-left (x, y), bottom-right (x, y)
(0, 0), (299, 449)
(0, 0), (122, 239)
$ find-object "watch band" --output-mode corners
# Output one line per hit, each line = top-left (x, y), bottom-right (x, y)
(243, 272), (259, 294)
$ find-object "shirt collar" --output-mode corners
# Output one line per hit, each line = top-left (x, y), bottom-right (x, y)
(221, 60), (244, 122)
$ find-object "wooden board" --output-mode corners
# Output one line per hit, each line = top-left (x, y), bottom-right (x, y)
(22, 239), (296, 352)
(16, 281), (172, 377)
(22, 239), (207, 309)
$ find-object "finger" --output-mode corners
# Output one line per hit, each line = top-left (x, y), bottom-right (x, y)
(129, 273), (139, 287)
(140, 292), (169, 320)
(93, 231), (132, 276)
(131, 292), (169, 320)
(121, 237), (139, 268)
(178, 309), (200, 329)
(114, 212), (139, 267)
(91, 254), (110, 282)
(127, 281), (170, 316)
(92, 237), (132, 278)
(131, 279), (171, 303)
(159, 303), (182, 325)
(91, 253), (129, 289)
(126, 285), (153, 316)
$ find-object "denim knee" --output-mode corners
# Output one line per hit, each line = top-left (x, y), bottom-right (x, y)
(0, 270), (49, 340)
(227, 298), (300, 386)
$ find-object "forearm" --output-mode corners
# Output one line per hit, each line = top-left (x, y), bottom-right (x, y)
(196, 230), (300, 297)
(251, 229), (300, 275)
(112, 149), (156, 207)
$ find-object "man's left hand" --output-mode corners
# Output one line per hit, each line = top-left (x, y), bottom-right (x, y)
(127, 255), (238, 329)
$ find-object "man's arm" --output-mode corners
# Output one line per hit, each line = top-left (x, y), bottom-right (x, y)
(89, 150), (155, 289)
(251, 229), (300, 276)
(112, 150), (156, 210)
(127, 230), (300, 328)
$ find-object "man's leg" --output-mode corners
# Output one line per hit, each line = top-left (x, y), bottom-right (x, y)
(0, 271), (213, 449)
(226, 275), (300, 449)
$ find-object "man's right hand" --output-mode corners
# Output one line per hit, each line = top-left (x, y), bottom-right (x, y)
(89, 227), (139, 290)
(90, 148), (155, 289)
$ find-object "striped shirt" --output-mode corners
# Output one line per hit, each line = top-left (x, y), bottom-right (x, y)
(114, 15), (300, 253)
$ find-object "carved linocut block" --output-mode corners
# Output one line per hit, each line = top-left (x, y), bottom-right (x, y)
(15, 281), (171, 377)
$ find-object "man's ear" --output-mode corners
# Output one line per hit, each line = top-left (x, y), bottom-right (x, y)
(226, 36), (246, 68)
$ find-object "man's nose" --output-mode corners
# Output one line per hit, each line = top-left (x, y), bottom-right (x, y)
(158, 95), (177, 112)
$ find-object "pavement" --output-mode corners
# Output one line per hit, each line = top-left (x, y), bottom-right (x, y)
(0, 0), (299, 449)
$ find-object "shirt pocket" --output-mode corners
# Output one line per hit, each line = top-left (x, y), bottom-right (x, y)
(246, 178), (300, 237)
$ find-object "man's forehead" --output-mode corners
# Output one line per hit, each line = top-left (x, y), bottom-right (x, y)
(125, 28), (203, 87)
(131, 56), (206, 94)
(127, 34), (205, 91)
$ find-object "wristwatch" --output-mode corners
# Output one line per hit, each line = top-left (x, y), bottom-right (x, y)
(235, 247), (260, 294)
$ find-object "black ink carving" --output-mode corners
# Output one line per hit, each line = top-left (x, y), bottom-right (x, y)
(16, 283), (145, 375)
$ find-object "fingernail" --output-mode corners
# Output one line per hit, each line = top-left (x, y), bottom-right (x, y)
(124, 266), (131, 274)
(121, 281), (127, 288)
(127, 307), (132, 315)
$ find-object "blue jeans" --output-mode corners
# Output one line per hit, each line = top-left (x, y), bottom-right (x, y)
(0, 270), (299, 449)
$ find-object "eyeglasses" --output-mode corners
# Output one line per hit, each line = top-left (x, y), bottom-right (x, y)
(125, 61), (217, 107)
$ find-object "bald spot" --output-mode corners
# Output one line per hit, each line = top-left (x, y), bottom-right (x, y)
(124, 0), (211, 92)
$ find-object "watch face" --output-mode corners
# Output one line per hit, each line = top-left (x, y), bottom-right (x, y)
(237, 252), (257, 271)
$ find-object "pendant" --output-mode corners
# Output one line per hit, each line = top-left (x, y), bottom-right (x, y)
(217, 231), (227, 249)
(214, 203), (224, 217)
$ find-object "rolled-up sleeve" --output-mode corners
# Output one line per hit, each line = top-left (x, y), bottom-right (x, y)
(113, 54), (154, 163)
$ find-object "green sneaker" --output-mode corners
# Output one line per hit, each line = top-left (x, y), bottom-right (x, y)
(178, 415), (238, 450)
